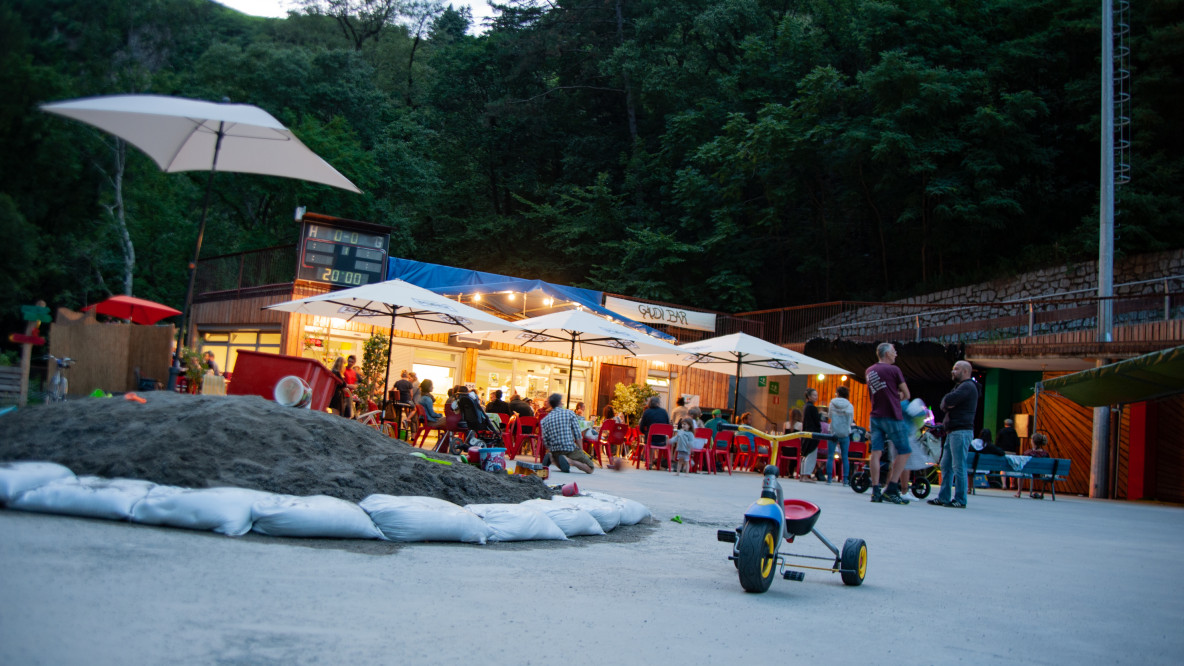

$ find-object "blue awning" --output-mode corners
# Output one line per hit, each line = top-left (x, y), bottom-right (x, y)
(386, 257), (676, 341)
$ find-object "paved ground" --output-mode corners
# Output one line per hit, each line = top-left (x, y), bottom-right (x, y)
(2, 467), (1182, 665)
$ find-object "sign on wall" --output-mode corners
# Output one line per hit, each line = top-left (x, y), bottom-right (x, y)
(604, 296), (717, 332)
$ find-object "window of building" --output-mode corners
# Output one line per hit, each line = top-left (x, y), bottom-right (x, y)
(413, 349), (460, 411)
(198, 330), (281, 373)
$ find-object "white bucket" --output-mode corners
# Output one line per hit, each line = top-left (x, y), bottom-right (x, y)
(274, 375), (312, 409)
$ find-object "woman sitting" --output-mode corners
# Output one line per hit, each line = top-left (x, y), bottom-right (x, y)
(417, 379), (447, 429)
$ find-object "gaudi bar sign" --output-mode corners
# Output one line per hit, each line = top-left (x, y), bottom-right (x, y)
(604, 296), (717, 332)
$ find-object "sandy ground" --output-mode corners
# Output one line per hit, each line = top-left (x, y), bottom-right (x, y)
(2, 460), (1183, 665)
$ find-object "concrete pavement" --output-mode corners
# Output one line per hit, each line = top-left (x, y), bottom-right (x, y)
(2, 467), (1182, 664)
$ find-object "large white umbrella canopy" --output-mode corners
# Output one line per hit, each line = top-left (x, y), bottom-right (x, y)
(41, 94), (362, 346)
(41, 95), (361, 191)
(267, 279), (522, 411)
(474, 308), (685, 404)
(641, 332), (853, 417)
(265, 279), (520, 335)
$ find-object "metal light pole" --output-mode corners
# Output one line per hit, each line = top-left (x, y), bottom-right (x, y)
(1091, 0), (1115, 499)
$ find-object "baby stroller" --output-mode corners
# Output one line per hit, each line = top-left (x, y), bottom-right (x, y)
(436, 392), (503, 455)
(849, 423), (941, 499)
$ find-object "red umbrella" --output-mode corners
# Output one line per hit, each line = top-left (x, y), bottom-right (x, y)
(82, 295), (181, 325)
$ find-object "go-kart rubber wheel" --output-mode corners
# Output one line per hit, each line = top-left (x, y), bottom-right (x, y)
(840, 538), (867, 586)
(911, 477), (931, 499)
(851, 471), (870, 494)
(737, 520), (778, 593)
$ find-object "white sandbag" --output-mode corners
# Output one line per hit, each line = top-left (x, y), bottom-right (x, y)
(131, 486), (273, 536)
(359, 495), (491, 544)
(9, 476), (154, 521)
(464, 503), (567, 542)
(0, 461), (76, 504)
(552, 495), (621, 532)
(520, 499), (605, 537)
(251, 494), (383, 540)
(583, 491), (652, 526)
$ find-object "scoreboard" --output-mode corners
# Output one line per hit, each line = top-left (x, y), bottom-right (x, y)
(295, 213), (390, 288)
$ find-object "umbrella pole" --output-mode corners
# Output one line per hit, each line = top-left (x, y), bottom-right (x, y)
(381, 310), (395, 425)
(731, 355), (742, 422)
(179, 122), (226, 349)
(567, 336), (576, 408)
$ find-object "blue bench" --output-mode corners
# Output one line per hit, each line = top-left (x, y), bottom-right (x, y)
(965, 452), (1072, 501)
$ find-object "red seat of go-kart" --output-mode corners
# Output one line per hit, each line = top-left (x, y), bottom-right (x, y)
(783, 499), (820, 536)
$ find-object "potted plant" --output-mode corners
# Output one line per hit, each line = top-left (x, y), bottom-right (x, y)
(357, 332), (390, 407)
(180, 347), (205, 393)
(611, 382), (659, 427)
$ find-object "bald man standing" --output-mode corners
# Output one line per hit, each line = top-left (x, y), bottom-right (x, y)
(931, 360), (979, 508)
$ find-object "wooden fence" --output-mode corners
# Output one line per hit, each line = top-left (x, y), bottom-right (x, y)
(47, 309), (174, 395)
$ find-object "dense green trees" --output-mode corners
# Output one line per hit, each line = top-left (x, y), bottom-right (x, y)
(1, 0), (1180, 338)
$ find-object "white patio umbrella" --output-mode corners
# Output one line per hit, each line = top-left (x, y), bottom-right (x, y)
(266, 279), (523, 412)
(473, 308), (684, 405)
(41, 94), (362, 346)
(641, 332), (852, 418)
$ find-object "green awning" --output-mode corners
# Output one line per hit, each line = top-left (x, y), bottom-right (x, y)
(1041, 345), (1184, 407)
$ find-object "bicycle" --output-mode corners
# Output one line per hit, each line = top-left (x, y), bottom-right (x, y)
(45, 355), (75, 403)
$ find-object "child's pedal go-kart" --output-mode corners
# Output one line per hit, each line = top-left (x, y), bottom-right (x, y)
(716, 425), (868, 594)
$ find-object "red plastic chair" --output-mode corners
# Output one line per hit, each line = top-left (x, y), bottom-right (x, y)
(777, 439), (802, 478)
(625, 426), (645, 466)
(595, 421), (628, 466)
(690, 427), (715, 473)
(733, 431), (757, 471)
(847, 440), (870, 482)
(750, 436), (772, 472)
(494, 413), (514, 449)
(639, 424), (674, 470)
(413, 403), (447, 449)
(712, 430), (734, 475)
(509, 416), (540, 461)
(812, 439), (830, 480)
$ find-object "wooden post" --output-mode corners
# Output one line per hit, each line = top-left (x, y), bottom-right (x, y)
(12, 301), (50, 407)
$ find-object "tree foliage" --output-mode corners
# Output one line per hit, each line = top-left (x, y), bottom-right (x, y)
(1, 0), (1182, 339)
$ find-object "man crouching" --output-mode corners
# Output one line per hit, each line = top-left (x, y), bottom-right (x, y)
(540, 392), (595, 474)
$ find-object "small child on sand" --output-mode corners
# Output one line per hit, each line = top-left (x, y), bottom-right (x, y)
(669, 418), (696, 475)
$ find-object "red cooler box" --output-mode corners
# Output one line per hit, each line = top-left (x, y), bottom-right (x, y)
(227, 350), (341, 412)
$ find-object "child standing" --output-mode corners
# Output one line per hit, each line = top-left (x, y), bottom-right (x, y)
(670, 418), (696, 475)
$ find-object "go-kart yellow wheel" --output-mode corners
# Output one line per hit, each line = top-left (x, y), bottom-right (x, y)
(737, 520), (778, 593)
(840, 538), (867, 586)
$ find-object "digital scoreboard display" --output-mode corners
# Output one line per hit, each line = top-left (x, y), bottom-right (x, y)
(296, 216), (390, 288)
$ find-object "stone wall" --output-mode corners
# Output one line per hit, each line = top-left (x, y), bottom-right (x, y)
(814, 249), (1184, 342)
(896, 248), (1184, 306)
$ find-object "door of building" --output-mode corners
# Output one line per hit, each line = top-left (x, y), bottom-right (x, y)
(596, 363), (637, 418)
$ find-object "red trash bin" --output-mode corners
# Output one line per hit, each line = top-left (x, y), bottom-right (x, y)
(227, 350), (341, 412)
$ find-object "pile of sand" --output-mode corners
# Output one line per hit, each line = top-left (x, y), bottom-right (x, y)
(0, 392), (552, 506)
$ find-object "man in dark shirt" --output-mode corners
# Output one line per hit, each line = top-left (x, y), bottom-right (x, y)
(930, 360), (978, 508)
(509, 393), (534, 417)
(393, 370), (413, 404)
(996, 419), (1021, 454)
(485, 389), (511, 416)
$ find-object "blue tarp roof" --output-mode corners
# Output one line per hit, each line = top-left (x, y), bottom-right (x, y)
(386, 257), (675, 341)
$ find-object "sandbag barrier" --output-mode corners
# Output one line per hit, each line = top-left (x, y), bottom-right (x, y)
(0, 460), (651, 543)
